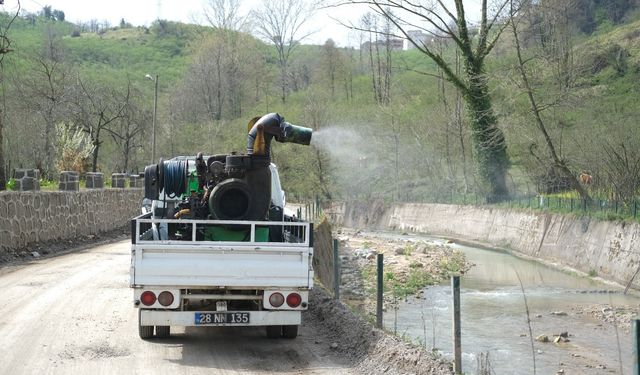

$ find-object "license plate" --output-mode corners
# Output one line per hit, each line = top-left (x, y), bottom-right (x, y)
(195, 312), (250, 325)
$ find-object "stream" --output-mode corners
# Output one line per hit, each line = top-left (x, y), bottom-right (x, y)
(370, 232), (639, 374)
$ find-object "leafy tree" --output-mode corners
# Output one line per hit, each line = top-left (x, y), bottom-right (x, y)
(321, 39), (345, 97)
(52, 10), (65, 22)
(41, 5), (52, 20)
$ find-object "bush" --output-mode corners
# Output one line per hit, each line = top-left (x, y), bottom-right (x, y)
(6, 178), (17, 191)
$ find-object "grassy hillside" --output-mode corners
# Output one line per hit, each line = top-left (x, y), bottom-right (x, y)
(2, 10), (640, 203)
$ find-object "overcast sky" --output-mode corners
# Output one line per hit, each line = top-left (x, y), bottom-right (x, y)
(3, 0), (483, 46)
(4, 0), (368, 46)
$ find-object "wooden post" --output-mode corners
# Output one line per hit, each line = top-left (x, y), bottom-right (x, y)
(376, 253), (384, 329)
(333, 239), (340, 300)
(452, 275), (462, 374)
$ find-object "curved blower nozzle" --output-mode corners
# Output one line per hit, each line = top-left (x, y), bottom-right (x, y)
(247, 113), (313, 156)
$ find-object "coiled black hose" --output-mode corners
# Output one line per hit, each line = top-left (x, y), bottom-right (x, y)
(163, 160), (187, 198)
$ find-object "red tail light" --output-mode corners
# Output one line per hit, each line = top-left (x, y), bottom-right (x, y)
(158, 291), (174, 306)
(286, 293), (302, 308)
(140, 291), (156, 306)
(269, 292), (284, 307)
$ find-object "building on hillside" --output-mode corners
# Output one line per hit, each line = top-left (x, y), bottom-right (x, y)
(360, 38), (405, 51)
(406, 30), (430, 50)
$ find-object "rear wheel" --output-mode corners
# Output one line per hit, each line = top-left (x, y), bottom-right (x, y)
(282, 325), (298, 339)
(138, 310), (154, 339)
(266, 325), (282, 339)
(155, 325), (170, 338)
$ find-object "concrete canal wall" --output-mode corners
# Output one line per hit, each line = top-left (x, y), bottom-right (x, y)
(327, 201), (640, 290)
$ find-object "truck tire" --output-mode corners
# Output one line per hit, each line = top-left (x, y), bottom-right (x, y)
(266, 325), (282, 339)
(282, 325), (298, 339)
(138, 310), (154, 339)
(155, 325), (170, 338)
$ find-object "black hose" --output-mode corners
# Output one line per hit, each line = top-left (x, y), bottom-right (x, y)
(163, 160), (187, 198)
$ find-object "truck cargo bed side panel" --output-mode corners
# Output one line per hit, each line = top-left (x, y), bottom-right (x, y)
(133, 245), (312, 288)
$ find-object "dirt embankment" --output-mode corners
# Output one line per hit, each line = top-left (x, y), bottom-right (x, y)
(309, 287), (453, 375)
(336, 228), (471, 318)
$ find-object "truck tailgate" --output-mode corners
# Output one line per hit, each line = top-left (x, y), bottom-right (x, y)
(132, 244), (312, 288)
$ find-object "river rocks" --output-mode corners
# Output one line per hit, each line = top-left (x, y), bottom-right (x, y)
(354, 248), (377, 260)
(394, 247), (406, 255)
(537, 333), (571, 344)
(536, 334), (550, 343)
(576, 303), (639, 332)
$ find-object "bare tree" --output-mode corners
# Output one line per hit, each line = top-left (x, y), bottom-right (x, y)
(0, 0), (20, 189)
(12, 26), (70, 178)
(202, 0), (248, 31)
(303, 95), (333, 200)
(72, 78), (129, 172)
(360, 12), (392, 105)
(509, 0), (591, 202)
(602, 142), (640, 205)
(253, 0), (314, 104)
(105, 80), (148, 172)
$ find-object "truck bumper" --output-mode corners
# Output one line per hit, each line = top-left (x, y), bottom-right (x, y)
(140, 310), (302, 326)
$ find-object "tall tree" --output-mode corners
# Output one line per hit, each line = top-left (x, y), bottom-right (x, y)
(360, 12), (392, 105)
(105, 80), (148, 172)
(322, 39), (340, 97)
(11, 23), (69, 178)
(253, 0), (314, 104)
(0, 0), (20, 190)
(345, 0), (512, 202)
(509, 0), (591, 202)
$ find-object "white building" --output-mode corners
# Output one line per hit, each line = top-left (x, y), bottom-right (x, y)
(406, 30), (429, 50)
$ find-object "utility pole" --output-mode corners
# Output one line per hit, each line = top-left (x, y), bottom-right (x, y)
(145, 74), (158, 162)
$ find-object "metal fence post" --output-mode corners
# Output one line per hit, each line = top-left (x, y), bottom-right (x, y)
(634, 318), (640, 375)
(570, 198), (574, 212)
(333, 239), (340, 300)
(452, 275), (462, 374)
(376, 253), (384, 329)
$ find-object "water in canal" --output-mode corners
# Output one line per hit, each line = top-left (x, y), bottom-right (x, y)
(375, 233), (639, 374)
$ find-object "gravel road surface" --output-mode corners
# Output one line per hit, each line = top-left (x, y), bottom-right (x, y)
(0, 240), (354, 375)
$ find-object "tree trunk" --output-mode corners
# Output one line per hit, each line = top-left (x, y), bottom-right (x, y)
(0, 106), (5, 190)
(91, 128), (101, 173)
(465, 76), (509, 202)
(43, 112), (54, 178)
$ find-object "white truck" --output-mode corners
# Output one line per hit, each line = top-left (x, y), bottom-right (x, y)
(129, 113), (314, 339)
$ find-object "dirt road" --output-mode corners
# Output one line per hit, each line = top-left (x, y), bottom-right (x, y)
(0, 240), (353, 375)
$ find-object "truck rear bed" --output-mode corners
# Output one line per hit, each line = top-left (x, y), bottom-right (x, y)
(130, 215), (313, 289)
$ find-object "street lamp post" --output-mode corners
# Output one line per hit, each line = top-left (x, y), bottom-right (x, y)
(145, 74), (158, 162)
